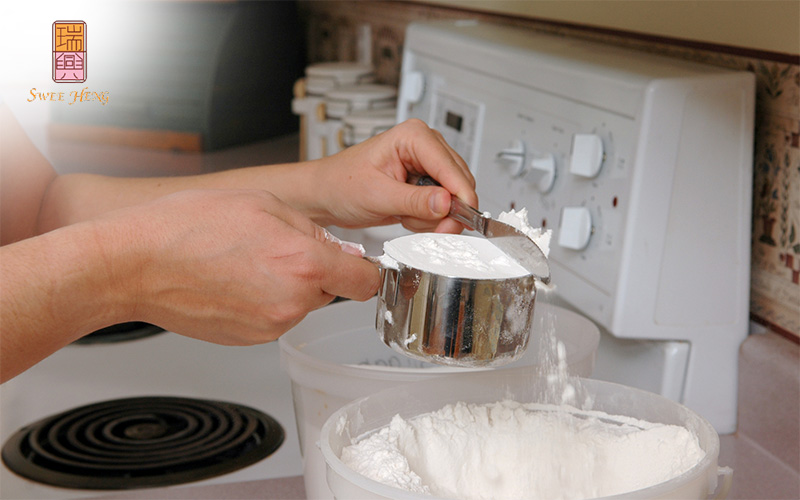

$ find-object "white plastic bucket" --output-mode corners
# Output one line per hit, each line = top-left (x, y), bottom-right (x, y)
(321, 370), (732, 500)
(278, 297), (600, 500)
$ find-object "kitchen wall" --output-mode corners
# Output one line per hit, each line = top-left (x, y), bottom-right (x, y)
(297, 0), (800, 341)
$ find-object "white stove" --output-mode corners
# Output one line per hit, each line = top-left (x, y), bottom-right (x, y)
(0, 329), (302, 498)
(393, 20), (754, 434)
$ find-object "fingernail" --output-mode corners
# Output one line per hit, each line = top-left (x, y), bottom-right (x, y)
(429, 191), (447, 217)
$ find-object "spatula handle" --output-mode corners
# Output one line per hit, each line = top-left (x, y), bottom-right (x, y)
(447, 197), (486, 233)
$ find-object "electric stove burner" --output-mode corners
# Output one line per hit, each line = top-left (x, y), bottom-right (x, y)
(74, 322), (165, 345)
(1, 396), (284, 490)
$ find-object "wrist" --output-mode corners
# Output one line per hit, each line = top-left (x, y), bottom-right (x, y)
(282, 159), (337, 226)
(0, 220), (137, 381)
(88, 210), (160, 327)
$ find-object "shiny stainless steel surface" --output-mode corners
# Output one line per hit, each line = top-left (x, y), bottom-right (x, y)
(375, 260), (537, 367)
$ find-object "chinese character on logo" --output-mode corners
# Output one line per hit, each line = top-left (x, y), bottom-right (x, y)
(53, 21), (86, 83)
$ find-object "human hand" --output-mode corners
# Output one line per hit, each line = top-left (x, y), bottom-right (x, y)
(104, 189), (379, 345)
(312, 119), (478, 234)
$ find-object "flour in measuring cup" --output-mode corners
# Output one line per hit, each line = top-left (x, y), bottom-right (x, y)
(381, 207), (551, 280)
(341, 400), (706, 500)
(383, 233), (527, 279)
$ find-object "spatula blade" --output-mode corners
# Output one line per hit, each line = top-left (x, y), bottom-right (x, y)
(483, 220), (551, 283)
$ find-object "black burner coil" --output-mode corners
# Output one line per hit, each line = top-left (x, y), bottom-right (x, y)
(2, 396), (284, 490)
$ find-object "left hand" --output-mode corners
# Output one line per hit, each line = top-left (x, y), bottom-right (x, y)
(313, 119), (478, 234)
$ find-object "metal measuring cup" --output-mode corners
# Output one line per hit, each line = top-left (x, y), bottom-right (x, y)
(371, 257), (538, 367)
(367, 177), (548, 367)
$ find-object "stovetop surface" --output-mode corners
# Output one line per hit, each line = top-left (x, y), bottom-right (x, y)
(0, 330), (302, 499)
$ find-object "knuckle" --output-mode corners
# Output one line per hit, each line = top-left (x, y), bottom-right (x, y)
(400, 118), (431, 138)
(361, 276), (380, 300)
(403, 190), (428, 218)
(294, 256), (325, 284)
(402, 117), (426, 130)
(268, 301), (308, 327)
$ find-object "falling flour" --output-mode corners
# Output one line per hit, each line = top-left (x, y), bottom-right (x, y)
(341, 400), (706, 500)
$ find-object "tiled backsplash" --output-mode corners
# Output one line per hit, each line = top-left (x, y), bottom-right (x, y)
(297, 0), (800, 340)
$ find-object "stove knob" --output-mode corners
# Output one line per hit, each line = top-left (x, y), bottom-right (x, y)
(558, 206), (593, 250)
(569, 134), (604, 178)
(497, 139), (526, 177)
(527, 152), (556, 193)
(400, 70), (425, 104)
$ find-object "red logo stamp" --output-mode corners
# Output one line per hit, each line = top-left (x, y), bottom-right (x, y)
(53, 21), (86, 83)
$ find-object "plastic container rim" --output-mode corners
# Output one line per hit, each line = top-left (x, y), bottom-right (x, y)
(319, 377), (721, 500)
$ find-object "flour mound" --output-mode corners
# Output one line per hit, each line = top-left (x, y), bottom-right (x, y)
(342, 400), (705, 500)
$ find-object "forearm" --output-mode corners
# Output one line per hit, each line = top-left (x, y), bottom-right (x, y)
(2, 188), (381, 382)
(34, 118), (476, 237)
(0, 219), (132, 382)
(37, 161), (330, 233)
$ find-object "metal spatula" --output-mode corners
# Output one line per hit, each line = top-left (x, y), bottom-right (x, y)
(413, 176), (551, 283)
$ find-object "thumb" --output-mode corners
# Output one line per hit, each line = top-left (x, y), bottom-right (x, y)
(317, 244), (380, 301)
(390, 183), (452, 220)
(318, 226), (366, 257)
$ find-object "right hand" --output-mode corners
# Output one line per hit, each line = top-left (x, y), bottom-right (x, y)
(309, 119), (478, 234)
(102, 189), (379, 345)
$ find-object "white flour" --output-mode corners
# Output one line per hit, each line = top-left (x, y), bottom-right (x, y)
(341, 400), (706, 500)
(381, 207), (550, 280)
(374, 207), (550, 281)
(383, 233), (529, 279)
(498, 207), (551, 258)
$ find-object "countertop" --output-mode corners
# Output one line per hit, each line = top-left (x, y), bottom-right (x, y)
(93, 476), (306, 500)
(90, 434), (799, 500)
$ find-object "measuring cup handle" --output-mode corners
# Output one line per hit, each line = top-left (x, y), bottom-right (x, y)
(409, 175), (485, 233)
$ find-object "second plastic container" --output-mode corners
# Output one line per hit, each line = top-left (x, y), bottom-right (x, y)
(278, 297), (600, 500)
(321, 370), (732, 500)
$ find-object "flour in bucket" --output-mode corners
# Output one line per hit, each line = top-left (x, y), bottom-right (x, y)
(341, 208), (707, 500)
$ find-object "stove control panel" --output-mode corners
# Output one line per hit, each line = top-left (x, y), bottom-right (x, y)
(398, 21), (755, 433)
(400, 49), (635, 311)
